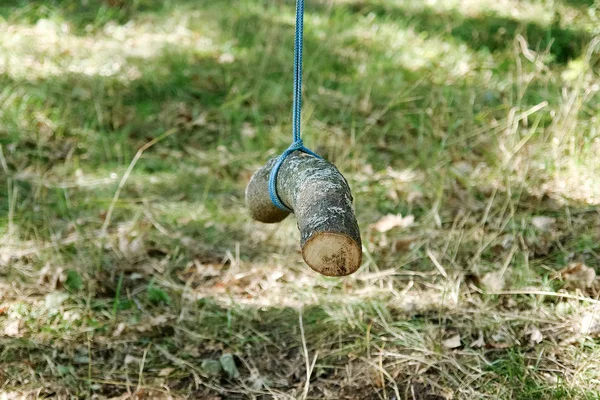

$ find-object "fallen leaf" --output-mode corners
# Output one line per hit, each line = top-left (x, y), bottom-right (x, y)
(543, 373), (559, 385)
(470, 331), (485, 348)
(191, 113), (207, 127)
(487, 341), (512, 349)
(113, 322), (126, 337)
(392, 236), (419, 252)
(452, 161), (474, 175)
(386, 188), (399, 202)
(73, 355), (90, 364)
(107, 394), (131, 400)
(3, 320), (20, 337)
(560, 263), (596, 289)
(248, 372), (266, 391)
(124, 355), (139, 365)
(578, 312), (600, 336)
(531, 216), (556, 232)
(488, 330), (513, 349)
(151, 315), (169, 326)
(135, 314), (171, 333)
(358, 91), (372, 114)
(407, 191), (423, 203)
(442, 334), (461, 349)
(0, 253), (10, 267)
(529, 327), (543, 344)
(128, 236), (144, 255)
(117, 225), (145, 258)
(218, 53), (235, 64)
(62, 311), (80, 322)
(45, 291), (69, 310)
(561, 310), (600, 345)
(220, 353), (240, 379)
(183, 344), (202, 358)
(130, 273), (143, 280)
(201, 359), (223, 377)
(372, 214), (415, 233)
(241, 123), (256, 139)
(481, 271), (505, 292)
(159, 367), (175, 377)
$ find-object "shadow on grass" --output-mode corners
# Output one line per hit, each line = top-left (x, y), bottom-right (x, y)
(558, 0), (598, 7)
(0, 298), (487, 399)
(0, 301), (334, 397)
(0, 0), (557, 171)
(340, 0), (591, 64)
(0, 0), (203, 32)
(1, 293), (594, 398)
(0, 7), (361, 158)
(1, 0), (592, 64)
(1, 2), (597, 258)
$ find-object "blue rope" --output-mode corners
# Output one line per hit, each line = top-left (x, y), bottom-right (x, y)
(268, 0), (321, 213)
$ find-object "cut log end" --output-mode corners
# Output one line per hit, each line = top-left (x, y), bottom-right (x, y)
(246, 152), (362, 277)
(302, 232), (362, 277)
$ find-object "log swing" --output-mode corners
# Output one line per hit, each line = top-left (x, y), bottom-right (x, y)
(245, 0), (362, 277)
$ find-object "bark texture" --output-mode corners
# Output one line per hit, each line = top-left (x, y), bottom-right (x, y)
(245, 152), (362, 276)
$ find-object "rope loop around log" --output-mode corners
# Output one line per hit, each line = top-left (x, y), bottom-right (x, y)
(268, 0), (323, 213)
(268, 141), (321, 212)
(248, 0), (362, 276)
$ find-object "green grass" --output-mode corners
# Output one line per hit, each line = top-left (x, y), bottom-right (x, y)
(1, 0), (600, 398)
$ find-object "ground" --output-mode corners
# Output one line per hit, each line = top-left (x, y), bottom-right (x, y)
(1, 0), (600, 399)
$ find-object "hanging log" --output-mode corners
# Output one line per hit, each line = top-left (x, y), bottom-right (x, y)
(246, 152), (362, 276)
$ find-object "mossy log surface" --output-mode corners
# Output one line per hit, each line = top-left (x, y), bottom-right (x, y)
(246, 152), (362, 276)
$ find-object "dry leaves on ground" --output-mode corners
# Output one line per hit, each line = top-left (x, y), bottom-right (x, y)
(372, 214), (415, 233)
(442, 334), (462, 349)
(559, 263), (596, 289)
(578, 312), (600, 336)
(481, 271), (505, 292)
(531, 216), (556, 232)
(3, 320), (21, 337)
(529, 327), (543, 344)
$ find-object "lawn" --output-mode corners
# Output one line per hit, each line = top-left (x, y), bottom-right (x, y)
(1, 0), (600, 398)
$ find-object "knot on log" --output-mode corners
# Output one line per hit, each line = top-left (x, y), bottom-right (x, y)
(246, 152), (362, 277)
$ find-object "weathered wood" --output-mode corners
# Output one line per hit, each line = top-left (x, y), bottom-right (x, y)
(245, 152), (362, 276)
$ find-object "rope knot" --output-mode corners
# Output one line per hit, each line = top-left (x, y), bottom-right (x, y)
(289, 139), (304, 151)
(267, 0), (321, 213)
(268, 143), (322, 213)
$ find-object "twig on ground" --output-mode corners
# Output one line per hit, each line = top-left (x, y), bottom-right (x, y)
(101, 128), (178, 237)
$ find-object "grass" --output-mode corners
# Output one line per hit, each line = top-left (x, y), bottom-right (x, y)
(1, 0), (600, 398)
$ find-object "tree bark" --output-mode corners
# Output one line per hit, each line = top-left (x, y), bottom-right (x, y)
(246, 152), (362, 276)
